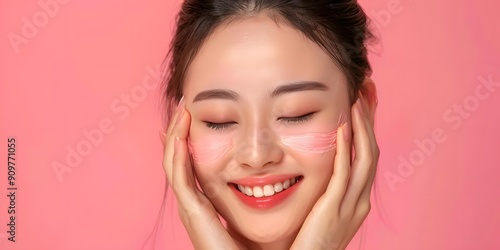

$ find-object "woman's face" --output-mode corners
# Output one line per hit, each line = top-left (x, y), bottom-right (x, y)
(183, 14), (351, 244)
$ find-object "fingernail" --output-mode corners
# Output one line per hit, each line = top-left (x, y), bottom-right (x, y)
(159, 130), (167, 137)
(177, 95), (185, 108)
(159, 131), (166, 147)
(175, 96), (185, 125)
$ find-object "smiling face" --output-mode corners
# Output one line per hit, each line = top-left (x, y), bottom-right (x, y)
(182, 13), (352, 246)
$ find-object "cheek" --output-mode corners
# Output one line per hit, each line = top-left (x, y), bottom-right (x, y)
(280, 130), (338, 153)
(188, 136), (235, 200)
(279, 112), (347, 154)
(188, 136), (233, 165)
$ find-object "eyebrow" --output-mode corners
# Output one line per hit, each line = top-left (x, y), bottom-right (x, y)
(192, 81), (329, 103)
(271, 81), (329, 97)
(192, 89), (239, 103)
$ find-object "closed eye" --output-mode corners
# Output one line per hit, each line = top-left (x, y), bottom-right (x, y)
(278, 112), (316, 124)
(205, 122), (237, 130)
(204, 112), (315, 130)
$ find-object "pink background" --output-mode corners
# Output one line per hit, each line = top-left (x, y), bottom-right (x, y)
(1, 0), (499, 249)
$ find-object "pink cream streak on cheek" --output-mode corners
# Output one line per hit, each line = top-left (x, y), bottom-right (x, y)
(280, 112), (347, 154)
(188, 137), (234, 164)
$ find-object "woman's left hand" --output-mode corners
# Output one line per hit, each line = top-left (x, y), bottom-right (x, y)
(290, 92), (379, 250)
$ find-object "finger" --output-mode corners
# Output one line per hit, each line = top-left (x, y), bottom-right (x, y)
(161, 98), (183, 148)
(359, 82), (377, 127)
(163, 96), (185, 185)
(348, 94), (379, 236)
(325, 119), (351, 214)
(340, 98), (373, 215)
(167, 97), (184, 137)
(171, 109), (196, 193)
(160, 105), (180, 149)
(355, 118), (380, 212)
(160, 106), (180, 149)
(356, 92), (380, 205)
(358, 91), (372, 126)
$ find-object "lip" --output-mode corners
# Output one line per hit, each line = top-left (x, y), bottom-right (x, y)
(229, 176), (303, 209)
(230, 174), (301, 186)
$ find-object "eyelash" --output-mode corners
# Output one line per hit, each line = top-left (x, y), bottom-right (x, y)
(205, 122), (236, 130)
(279, 112), (315, 124)
(204, 112), (316, 130)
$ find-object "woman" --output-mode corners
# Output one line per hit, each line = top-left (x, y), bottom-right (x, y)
(159, 0), (379, 249)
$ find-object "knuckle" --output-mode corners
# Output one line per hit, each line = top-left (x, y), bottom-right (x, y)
(357, 201), (371, 218)
(373, 144), (380, 159)
(360, 151), (373, 166)
(338, 204), (355, 220)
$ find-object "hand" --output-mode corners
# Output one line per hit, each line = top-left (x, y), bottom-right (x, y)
(161, 98), (242, 250)
(290, 91), (379, 250)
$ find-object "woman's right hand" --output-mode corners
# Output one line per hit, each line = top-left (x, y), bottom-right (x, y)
(160, 97), (243, 250)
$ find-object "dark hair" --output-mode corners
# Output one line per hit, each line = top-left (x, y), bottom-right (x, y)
(161, 0), (374, 127)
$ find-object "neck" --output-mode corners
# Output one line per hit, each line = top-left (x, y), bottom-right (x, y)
(227, 225), (299, 250)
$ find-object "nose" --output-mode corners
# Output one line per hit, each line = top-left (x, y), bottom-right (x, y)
(235, 127), (283, 169)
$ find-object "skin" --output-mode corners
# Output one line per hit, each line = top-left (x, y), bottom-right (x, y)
(161, 13), (379, 250)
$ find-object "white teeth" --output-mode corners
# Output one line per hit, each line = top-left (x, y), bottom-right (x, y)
(253, 186), (264, 198)
(244, 186), (253, 196)
(274, 182), (283, 193)
(263, 185), (275, 197)
(283, 179), (290, 189)
(235, 177), (301, 198)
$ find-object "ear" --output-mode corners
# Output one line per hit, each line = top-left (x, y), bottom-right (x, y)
(359, 77), (378, 127)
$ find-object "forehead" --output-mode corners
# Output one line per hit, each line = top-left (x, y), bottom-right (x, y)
(184, 13), (345, 95)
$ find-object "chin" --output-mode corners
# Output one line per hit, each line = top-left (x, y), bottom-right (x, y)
(219, 190), (309, 246)
(227, 217), (301, 247)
